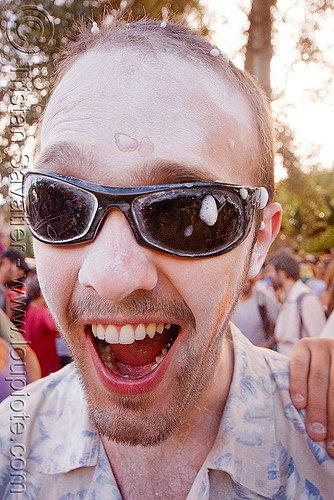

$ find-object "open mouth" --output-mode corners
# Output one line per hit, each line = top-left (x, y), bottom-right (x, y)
(90, 322), (180, 379)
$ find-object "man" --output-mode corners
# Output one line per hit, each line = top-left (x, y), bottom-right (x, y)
(308, 259), (327, 297)
(266, 252), (326, 356)
(1, 20), (334, 498)
(232, 277), (279, 347)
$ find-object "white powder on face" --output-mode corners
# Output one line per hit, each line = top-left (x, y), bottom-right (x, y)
(199, 195), (218, 226)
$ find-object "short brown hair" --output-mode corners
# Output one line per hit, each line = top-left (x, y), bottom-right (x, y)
(268, 253), (300, 282)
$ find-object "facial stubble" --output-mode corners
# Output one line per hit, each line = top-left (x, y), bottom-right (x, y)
(57, 249), (253, 447)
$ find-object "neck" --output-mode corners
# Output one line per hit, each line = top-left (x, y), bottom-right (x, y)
(101, 336), (234, 499)
(283, 278), (297, 297)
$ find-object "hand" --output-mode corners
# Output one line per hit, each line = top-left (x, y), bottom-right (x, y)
(290, 338), (334, 458)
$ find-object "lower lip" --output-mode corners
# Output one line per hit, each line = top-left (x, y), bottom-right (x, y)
(87, 332), (176, 396)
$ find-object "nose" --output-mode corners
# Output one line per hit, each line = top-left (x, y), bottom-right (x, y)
(78, 209), (159, 301)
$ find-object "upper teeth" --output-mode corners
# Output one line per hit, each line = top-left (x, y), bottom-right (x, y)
(91, 322), (171, 345)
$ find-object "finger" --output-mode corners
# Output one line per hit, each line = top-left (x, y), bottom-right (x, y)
(289, 339), (311, 410)
(304, 346), (330, 442)
(326, 355), (334, 458)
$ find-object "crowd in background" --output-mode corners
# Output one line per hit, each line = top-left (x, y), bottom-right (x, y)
(0, 246), (333, 402)
(0, 249), (71, 402)
(233, 248), (334, 354)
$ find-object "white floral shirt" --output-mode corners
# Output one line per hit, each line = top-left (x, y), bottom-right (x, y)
(0, 324), (333, 499)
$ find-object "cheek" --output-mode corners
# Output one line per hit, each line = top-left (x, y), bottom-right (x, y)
(170, 251), (246, 333)
(33, 241), (80, 324)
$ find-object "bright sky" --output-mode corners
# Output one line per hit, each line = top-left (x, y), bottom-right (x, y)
(199, 0), (334, 180)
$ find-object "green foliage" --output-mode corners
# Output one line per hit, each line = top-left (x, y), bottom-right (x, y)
(275, 167), (334, 253)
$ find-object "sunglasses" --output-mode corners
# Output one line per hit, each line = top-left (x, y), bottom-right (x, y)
(22, 170), (268, 258)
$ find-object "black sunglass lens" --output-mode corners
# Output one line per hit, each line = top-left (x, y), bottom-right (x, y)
(24, 176), (97, 242)
(134, 188), (245, 255)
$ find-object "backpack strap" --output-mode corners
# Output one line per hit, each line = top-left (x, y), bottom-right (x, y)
(256, 291), (275, 342)
(296, 292), (312, 338)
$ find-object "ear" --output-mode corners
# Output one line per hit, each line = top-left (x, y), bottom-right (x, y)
(247, 202), (282, 279)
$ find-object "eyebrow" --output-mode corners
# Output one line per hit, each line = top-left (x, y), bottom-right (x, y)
(35, 141), (214, 186)
(35, 142), (96, 174)
(135, 162), (214, 185)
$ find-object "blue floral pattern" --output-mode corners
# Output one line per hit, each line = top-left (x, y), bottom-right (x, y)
(0, 324), (333, 498)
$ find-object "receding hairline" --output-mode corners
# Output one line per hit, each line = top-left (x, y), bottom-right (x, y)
(55, 20), (257, 107)
(38, 19), (276, 202)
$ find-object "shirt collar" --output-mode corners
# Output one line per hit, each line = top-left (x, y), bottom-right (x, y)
(286, 279), (310, 302)
(202, 324), (284, 498)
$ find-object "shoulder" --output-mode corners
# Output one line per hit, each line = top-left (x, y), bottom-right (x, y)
(226, 325), (334, 496)
(321, 311), (334, 338)
(0, 363), (99, 496)
(292, 280), (312, 297)
(289, 282), (320, 307)
(229, 323), (290, 397)
(0, 363), (79, 444)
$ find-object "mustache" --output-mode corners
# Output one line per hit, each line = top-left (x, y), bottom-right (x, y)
(67, 289), (196, 327)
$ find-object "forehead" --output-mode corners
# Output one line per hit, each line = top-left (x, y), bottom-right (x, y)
(39, 47), (259, 186)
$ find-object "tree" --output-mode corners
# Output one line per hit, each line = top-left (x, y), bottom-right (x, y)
(244, 0), (276, 100)
(243, 0), (334, 253)
(274, 167), (334, 253)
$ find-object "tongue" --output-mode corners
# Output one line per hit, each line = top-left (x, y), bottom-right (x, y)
(111, 330), (171, 367)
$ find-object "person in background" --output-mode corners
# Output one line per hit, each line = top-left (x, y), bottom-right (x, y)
(307, 259), (328, 310)
(299, 254), (315, 283)
(0, 249), (29, 316)
(0, 308), (41, 384)
(232, 276), (279, 348)
(323, 258), (334, 318)
(24, 275), (61, 377)
(266, 252), (326, 356)
(56, 333), (72, 368)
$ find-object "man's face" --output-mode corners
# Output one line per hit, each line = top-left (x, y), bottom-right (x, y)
(0, 258), (23, 285)
(265, 264), (282, 289)
(34, 47), (264, 446)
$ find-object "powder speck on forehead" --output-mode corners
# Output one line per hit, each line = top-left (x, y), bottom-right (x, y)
(138, 137), (154, 158)
(114, 133), (155, 158)
(115, 133), (139, 152)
